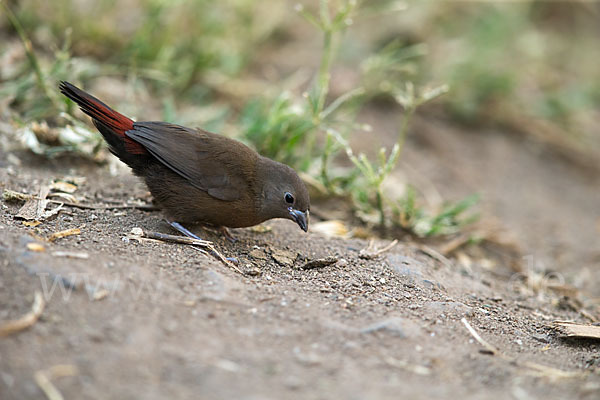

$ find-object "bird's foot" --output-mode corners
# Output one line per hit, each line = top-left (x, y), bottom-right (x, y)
(168, 220), (238, 264)
(217, 226), (237, 243)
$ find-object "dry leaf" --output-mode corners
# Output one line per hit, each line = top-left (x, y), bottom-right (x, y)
(16, 185), (49, 220)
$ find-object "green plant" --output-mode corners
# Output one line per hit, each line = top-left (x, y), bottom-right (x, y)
(240, 0), (475, 236)
(1, 0), (481, 237)
(329, 80), (448, 229)
(240, 0), (362, 171)
(0, 1), (105, 157)
(394, 187), (480, 237)
(1, 0), (63, 121)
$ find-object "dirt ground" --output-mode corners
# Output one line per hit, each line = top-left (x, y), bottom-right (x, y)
(1, 112), (599, 400)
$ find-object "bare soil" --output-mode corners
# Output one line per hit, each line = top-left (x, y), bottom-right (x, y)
(1, 118), (599, 399)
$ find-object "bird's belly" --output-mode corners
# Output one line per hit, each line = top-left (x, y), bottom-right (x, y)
(142, 164), (260, 228)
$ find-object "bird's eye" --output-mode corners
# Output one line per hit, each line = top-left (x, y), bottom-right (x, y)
(284, 192), (294, 204)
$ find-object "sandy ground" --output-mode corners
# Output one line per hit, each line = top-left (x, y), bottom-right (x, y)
(1, 116), (599, 399)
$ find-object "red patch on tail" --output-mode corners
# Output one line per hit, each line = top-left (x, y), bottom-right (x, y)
(60, 82), (146, 155)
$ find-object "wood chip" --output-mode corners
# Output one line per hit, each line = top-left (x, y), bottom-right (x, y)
(50, 181), (78, 193)
(48, 227), (82, 242)
(27, 243), (46, 252)
(0, 291), (45, 337)
(23, 220), (42, 227)
(552, 321), (600, 339)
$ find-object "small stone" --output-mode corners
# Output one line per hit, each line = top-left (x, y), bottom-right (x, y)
(299, 256), (338, 270)
(271, 249), (298, 266)
(246, 267), (262, 276)
(386, 254), (425, 280)
(532, 334), (551, 344)
(249, 249), (269, 260)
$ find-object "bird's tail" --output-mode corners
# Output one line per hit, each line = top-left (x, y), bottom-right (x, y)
(59, 81), (146, 156)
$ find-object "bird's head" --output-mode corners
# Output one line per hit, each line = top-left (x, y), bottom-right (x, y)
(257, 158), (310, 232)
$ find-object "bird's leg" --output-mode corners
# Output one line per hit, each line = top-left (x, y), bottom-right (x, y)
(169, 221), (204, 241)
(217, 226), (237, 243)
(168, 221), (238, 264)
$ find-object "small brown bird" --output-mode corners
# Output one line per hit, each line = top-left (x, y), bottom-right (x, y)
(59, 81), (309, 239)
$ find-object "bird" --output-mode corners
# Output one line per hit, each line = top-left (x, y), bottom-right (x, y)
(59, 81), (310, 241)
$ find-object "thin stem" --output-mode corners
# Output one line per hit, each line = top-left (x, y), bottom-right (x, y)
(376, 186), (385, 228)
(319, 0), (331, 26)
(316, 28), (333, 120)
(387, 105), (416, 171)
(1, 1), (57, 108)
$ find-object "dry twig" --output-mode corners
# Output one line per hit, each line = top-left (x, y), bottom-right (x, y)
(438, 233), (474, 256)
(0, 291), (45, 337)
(34, 364), (78, 400)
(129, 228), (243, 274)
(416, 244), (454, 269)
(4, 189), (156, 210)
(461, 317), (499, 355)
(359, 239), (398, 259)
(461, 318), (584, 380)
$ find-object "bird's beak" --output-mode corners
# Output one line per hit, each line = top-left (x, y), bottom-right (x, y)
(289, 208), (309, 232)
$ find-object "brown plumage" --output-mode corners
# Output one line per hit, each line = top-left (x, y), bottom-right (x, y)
(59, 81), (310, 234)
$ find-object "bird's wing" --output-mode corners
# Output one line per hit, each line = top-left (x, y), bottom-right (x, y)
(126, 122), (248, 201)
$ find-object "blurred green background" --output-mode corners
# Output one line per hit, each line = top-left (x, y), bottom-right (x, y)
(1, 0), (599, 235)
